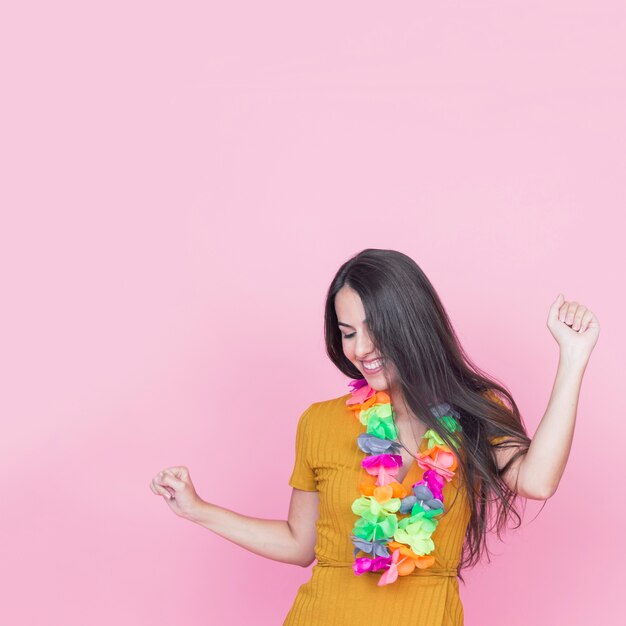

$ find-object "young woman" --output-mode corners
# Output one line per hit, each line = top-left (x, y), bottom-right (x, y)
(149, 248), (600, 625)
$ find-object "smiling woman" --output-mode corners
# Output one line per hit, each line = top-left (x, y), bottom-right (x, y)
(280, 247), (599, 625)
(149, 247), (599, 626)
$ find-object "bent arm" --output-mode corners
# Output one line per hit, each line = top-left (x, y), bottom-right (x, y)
(184, 488), (319, 567)
(516, 350), (588, 499)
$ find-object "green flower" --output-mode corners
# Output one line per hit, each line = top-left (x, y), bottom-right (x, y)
(352, 513), (399, 542)
(439, 414), (461, 434)
(352, 494), (402, 520)
(424, 429), (446, 449)
(393, 513), (439, 555)
(424, 415), (463, 450)
(361, 404), (397, 439)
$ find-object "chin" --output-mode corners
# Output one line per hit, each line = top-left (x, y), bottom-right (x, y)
(362, 372), (389, 391)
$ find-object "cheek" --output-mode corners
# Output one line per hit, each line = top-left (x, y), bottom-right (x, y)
(385, 362), (399, 383)
(342, 341), (355, 360)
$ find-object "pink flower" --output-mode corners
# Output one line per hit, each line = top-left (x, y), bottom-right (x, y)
(353, 555), (391, 576)
(362, 453), (403, 486)
(419, 470), (446, 501)
(378, 548), (401, 586)
(346, 380), (376, 406)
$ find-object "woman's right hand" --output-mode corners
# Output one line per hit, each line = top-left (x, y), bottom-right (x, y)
(149, 466), (203, 519)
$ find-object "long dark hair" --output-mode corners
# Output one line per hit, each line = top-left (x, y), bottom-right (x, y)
(324, 248), (540, 583)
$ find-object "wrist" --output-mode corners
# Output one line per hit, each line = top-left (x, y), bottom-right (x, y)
(558, 348), (589, 371)
(184, 497), (209, 524)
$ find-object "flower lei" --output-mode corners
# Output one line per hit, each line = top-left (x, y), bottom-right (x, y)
(346, 378), (463, 586)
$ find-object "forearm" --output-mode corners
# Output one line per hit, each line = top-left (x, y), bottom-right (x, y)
(520, 349), (588, 497)
(184, 499), (309, 567)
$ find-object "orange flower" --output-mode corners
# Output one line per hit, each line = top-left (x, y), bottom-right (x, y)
(386, 541), (437, 573)
(359, 476), (409, 499)
(416, 444), (458, 481)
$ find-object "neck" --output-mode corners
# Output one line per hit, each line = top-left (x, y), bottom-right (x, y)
(389, 387), (412, 424)
(389, 386), (429, 429)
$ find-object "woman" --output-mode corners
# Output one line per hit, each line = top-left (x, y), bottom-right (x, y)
(149, 248), (600, 625)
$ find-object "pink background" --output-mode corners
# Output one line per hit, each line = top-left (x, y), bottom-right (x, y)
(1, 2), (623, 624)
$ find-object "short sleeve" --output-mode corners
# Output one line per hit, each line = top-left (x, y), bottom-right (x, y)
(483, 390), (512, 446)
(288, 404), (318, 492)
(483, 389), (508, 409)
(489, 435), (510, 446)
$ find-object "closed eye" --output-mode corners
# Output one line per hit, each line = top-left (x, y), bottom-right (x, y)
(342, 332), (356, 339)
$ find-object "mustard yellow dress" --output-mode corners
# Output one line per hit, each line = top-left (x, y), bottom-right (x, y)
(283, 393), (472, 626)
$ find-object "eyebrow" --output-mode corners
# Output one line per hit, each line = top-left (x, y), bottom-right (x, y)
(337, 318), (368, 329)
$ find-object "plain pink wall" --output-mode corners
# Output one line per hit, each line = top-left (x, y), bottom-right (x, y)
(1, 2), (623, 624)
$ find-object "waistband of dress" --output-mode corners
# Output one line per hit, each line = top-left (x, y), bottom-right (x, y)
(315, 559), (458, 577)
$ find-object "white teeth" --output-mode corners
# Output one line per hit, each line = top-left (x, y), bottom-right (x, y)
(363, 359), (383, 370)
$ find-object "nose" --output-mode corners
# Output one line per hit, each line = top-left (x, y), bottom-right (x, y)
(354, 329), (376, 360)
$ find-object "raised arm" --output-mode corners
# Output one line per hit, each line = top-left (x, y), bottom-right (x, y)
(493, 294), (600, 499)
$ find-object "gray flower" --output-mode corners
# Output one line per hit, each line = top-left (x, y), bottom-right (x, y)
(351, 536), (391, 558)
(429, 401), (460, 420)
(357, 432), (402, 455)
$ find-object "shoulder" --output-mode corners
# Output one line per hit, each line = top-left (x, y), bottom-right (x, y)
(480, 389), (515, 445)
(309, 391), (352, 412)
(303, 392), (352, 430)
(307, 392), (352, 418)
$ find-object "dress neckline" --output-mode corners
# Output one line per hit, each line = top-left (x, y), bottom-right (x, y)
(396, 432), (428, 487)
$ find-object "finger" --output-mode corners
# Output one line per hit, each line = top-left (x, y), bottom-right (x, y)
(164, 466), (189, 480)
(150, 478), (166, 495)
(160, 472), (185, 491)
(578, 309), (593, 332)
(151, 480), (173, 499)
(560, 301), (574, 323)
(549, 293), (565, 323)
(572, 306), (587, 331)
(151, 473), (175, 499)
(160, 486), (174, 499)
(564, 301), (579, 326)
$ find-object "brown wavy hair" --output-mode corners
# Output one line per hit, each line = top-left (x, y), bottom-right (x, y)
(324, 248), (544, 584)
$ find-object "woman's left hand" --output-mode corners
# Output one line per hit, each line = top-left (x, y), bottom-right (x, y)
(547, 293), (600, 363)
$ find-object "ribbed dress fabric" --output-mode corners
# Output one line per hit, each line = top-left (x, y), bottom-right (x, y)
(282, 392), (473, 626)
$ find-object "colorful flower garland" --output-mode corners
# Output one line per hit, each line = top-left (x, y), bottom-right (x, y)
(346, 378), (463, 586)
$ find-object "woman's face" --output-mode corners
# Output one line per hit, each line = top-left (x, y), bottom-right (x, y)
(334, 285), (397, 391)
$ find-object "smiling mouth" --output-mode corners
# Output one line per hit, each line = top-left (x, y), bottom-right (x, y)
(362, 358), (384, 373)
